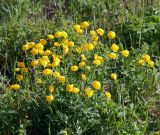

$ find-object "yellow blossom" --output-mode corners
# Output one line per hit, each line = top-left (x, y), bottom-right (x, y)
(54, 42), (61, 47)
(79, 61), (85, 68)
(81, 74), (86, 81)
(90, 30), (96, 35)
(31, 60), (39, 67)
(107, 31), (116, 39)
(10, 84), (20, 90)
(61, 31), (68, 38)
(68, 41), (74, 47)
(92, 81), (101, 90)
(46, 95), (54, 103)
(110, 44), (119, 52)
(52, 72), (61, 78)
(72, 87), (80, 93)
(66, 84), (74, 92)
(105, 92), (111, 99)
(22, 44), (29, 51)
(80, 21), (89, 29)
(15, 68), (20, 72)
(96, 28), (104, 36)
(83, 43), (94, 51)
(17, 62), (25, 68)
(147, 60), (154, 68)
(40, 39), (47, 45)
(81, 54), (86, 61)
(63, 45), (69, 54)
(35, 43), (44, 51)
(21, 68), (28, 73)
(73, 24), (81, 31)
(43, 50), (52, 56)
(39, 59), (48, 67)
(86, 66), (91, 71)
(108, 52), (117, 59)
(121, 50), (129, 57)
(94, 55), (104, 62)
(43, 69), (53, 76)
(30, 48), (39, 55)
(57, 76), (65, 83)
(49, 84), (54, 93)
(54, 31), (62, 38)
(138, 59), (145, 65)
(85, 88), (94, 97)
(16, 75), (23, 81)
(47, 34), (54, 40)
(93, 59), (101, 65)
(70, 65), (79, 72)
(111, 73), (117, 80)
(142, 54), (150, 62)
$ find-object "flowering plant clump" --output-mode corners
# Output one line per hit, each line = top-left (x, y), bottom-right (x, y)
(2, 21), (159, 134)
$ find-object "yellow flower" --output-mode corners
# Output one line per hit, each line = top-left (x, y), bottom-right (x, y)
(15, 68), (20, 72)
(66, 84), (74, 92)
(90, 30), (96, 35)
(49, 84), (54, 93)
(61, 31), (68, 38)
(10, 84), (20, 90)
(93, 59), (101, 65)
(36, 78), (43, 84)
(46, 95), (54, 103)
(94, 55), (104, 62)
(54, 42), (61, 47)
(43, 69), (53, 76)
(83, 43), (94, 51)
(142, 54), (150, 62)
(54, 31), (62, 38)
(47, 34), (54, 40)
(22, 44), (29, 51)
(85, 88), (94, 97)
(63, 45), (69, 54)
(147, 60), (154, 68)
(17, 62), (25, 68)
(68, 41), (74, 47)
(43, 50), (52, 56)
(73, 24), (81, 31)
(57, 76), (65, 83)
(79, 61), (85, 68)
(52, 72), (60, 78)
(138, 59), (145, 65)
(81, 54), (86, 61)
(81, 74), (86, 81)
(121, 50), (129, 57)
(39, 59), (48, 67)
(96, 28), (104, 36)
(80, 21), (89, 29)
(92, 81), (101, 90)
(35, 43), (44, 51)
(108, 52), (117, 59)
(76, 29), (83, 34)
(86, 66), (91, 71)
(91, 34), (99, 42)
(70, 66), (79, 72)
(31, 60), (39, 67)
(107, 31), (116, 39)
(111, 73), (117, 80)
(76, 47), (82, 54)
(21, 68), (28, 73)
(105, 92), (111, 99)
(16, 75), (23, 81)
(40, 39), (47, 45)
(110, 44), (119, 52)
(30, 48), (39, 55)
(72, 87), (80, 93)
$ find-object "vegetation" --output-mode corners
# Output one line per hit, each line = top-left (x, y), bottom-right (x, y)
(0, 0), (160, 135)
